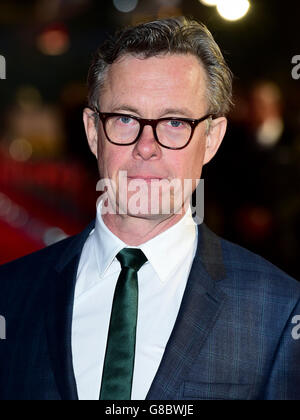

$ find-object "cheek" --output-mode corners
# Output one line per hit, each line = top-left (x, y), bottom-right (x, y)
(172, 146), (206, 181)
(97, 141), (113, 178)
(97, 129), (117, 176)
(189, 138), (207, 177)
(99, 144), (128, 179)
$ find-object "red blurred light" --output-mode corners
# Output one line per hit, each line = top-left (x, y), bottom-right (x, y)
(37, 23), (70, 56)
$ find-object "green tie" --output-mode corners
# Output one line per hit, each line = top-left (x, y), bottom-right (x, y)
(99, 248), (147, 400)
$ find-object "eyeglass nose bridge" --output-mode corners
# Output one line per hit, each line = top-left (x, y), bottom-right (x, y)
(135, 118), (161, 145)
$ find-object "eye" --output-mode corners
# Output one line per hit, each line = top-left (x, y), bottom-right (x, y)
(167, 120), (184, 128)
(119, 116), (133, 125)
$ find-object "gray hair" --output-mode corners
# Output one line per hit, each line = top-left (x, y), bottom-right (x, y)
(87, 17), (233, 117)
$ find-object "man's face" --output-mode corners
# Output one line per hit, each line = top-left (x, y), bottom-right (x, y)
(84, 53), (226, 219)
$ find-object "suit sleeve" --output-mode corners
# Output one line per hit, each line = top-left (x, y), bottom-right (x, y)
(263, 297), (300, 400)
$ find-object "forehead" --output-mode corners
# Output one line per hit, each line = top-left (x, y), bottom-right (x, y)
(100, 53), (208, 115)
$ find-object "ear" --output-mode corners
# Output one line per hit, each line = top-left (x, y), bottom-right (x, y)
(203, 117), (227, 165)
(83, 107), (98, 158)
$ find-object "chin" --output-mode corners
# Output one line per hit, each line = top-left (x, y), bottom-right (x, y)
(118, 196), (185, 219)
(126, 211), (168, 221)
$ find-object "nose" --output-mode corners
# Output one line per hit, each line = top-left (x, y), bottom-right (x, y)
(132, 124), (162, 161)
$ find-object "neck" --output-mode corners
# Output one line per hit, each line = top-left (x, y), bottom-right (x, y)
(102, 210), (187, 246)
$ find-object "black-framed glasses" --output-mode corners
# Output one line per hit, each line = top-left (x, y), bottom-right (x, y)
(91, 107), (215, 150)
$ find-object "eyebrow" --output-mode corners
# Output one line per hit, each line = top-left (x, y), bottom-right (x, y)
(109, 104), (195, 118)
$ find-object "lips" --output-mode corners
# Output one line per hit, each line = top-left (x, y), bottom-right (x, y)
(127, 176), (168, 185)
(128, 176), (164, 180)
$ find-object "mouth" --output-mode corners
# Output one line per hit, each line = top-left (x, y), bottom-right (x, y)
(127, 175), (166, 183)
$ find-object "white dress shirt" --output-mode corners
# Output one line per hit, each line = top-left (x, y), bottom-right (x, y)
(72, 204), (197, 400)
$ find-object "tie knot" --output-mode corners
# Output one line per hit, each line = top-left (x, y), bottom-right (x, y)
(116, 248), (147, 272)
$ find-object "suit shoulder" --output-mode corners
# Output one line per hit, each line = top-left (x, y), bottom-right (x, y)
(0, 235), (75, 274)
(0, 227), (90, 297)
(219, 235), (300, 297)
(0, 220), (94, 278)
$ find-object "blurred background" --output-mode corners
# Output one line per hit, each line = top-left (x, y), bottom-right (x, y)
(0, 0), (299, 279)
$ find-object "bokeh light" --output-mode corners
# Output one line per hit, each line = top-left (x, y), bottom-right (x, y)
(9, 138), (33, 162)
(217, 0), (250, 21)
(43, 227), (68, 246)
(199, 0), (218, 6)
(113, 0), (138, 13)
(16, 86), (42, 110)
(37, 23), (70, 56)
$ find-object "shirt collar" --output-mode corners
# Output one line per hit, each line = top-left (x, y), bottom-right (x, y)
(140, 208), (196, 282)
(93, 202), (197, 282)
(94, 203), (126, 277)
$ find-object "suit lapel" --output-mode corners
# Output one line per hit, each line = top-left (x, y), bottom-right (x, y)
(146, 223), (227, 400)
(45, 222), (95, 401)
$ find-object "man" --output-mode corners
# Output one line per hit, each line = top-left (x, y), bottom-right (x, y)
(0, 17), (299, 401)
